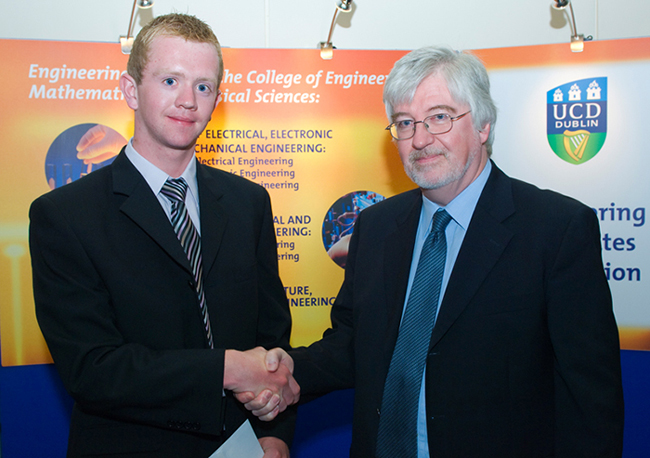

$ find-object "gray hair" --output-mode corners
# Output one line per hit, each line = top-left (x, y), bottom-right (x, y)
(383, 46), (497, 156)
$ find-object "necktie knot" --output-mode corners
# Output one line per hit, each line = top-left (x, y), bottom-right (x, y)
(161, 178), (188, 204)
(431, 208), (452, 234)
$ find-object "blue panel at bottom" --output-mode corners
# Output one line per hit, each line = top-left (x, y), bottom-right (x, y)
(292, 389), (354, 457)
(620, 350), (650, 458)
(1, 350), (648, 457)
(0, 363), (72, 457)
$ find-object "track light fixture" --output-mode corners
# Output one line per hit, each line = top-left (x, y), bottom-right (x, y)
(551, 0), (591, 52)
(336, 0), (352, 12)
(319, 0), (353, 60)
(120, 0), (155, 54)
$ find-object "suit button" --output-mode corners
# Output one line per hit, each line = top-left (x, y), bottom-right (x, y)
(377, 408), (381, 416)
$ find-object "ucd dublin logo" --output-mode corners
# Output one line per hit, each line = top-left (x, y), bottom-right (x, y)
(547, 77), (607, 164)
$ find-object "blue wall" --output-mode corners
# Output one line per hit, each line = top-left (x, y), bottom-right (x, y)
(0, 350), (647, 457)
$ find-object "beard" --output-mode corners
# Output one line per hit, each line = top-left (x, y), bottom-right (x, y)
(403, 146), (475, 191)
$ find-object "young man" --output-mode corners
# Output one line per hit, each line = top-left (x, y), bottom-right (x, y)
(247, 46), (625, 457)
(30, 13), (297, 458)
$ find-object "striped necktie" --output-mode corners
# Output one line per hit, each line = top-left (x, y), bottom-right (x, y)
(376, 208), (452, 457)
(160, 177), (214, 349)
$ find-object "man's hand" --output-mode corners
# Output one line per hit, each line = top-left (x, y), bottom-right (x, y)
(259, 436), (290, 458)
(225, 347), (299, 421)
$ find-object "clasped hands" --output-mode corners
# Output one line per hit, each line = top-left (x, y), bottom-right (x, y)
(224, 347), (299, 421)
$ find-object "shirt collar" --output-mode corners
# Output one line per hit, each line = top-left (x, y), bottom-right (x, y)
(420, 159), (492, 232)
(124, 139), (199, 206)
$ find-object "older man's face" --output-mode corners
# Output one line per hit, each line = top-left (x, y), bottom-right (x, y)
(392, 73), (489, 205)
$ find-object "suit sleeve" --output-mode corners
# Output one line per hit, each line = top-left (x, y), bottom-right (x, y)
(547, 205), (624, 457)
(291, 211), (361, 396)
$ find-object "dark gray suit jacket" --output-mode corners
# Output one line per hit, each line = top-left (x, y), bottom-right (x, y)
(293, 162), (624, 457)
(30, 150), (293, 457)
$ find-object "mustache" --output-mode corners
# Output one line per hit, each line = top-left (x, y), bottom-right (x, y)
(408, 147), (447, 165)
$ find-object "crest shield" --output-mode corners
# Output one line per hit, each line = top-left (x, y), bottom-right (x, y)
(547, 77), (607, 164)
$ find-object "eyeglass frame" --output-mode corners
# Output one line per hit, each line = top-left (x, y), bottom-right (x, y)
(385, 110), (472, 140)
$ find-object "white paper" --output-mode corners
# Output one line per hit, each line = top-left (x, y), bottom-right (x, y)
(210, 419), (264, 458)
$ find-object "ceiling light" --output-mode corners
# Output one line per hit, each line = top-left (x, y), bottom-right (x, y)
(551, 0), (591, 53)
(319, 0), (353, 60)
(120, 0), (155, 54)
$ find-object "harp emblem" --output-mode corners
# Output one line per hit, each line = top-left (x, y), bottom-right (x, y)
(562, 129), (590, 162)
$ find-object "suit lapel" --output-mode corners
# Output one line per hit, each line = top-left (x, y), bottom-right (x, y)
(195, 162), (227, 278)
(111, 151), (191, 272)
(430, 163), (515, 348)
(382, 190), (423, 364)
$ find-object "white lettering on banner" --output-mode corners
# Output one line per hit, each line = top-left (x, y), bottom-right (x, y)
(246, 70), (302, 88)
(552, 103), (602, 120)
(29, 84), (123, 100)
(221, 88), (251, 103)
(28, 64), (123, 84)
(218, 67), (389, 104)
(554, 119), (599, 129)
(253, 90), (319, 104)
(325, 71), (387, 89)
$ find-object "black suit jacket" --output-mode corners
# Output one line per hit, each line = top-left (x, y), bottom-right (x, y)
(30, 151), (293, 457)
(293, 162), (624, 457)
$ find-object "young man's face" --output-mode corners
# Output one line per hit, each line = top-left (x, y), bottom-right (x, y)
(126, 35), (221, 160)
(392, 72), (489, 205)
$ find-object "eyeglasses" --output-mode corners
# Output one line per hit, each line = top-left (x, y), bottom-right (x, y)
(385, 110), (471, 140)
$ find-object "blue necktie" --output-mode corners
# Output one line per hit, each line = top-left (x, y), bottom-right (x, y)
(376, 209), (452, 457)
(161, 178), (214, 349)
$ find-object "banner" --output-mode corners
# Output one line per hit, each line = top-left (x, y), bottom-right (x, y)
(0, 39), (132, 366)
(1, 37), (650, 368)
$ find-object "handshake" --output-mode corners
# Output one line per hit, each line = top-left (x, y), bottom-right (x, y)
(224, 347), (300, 421)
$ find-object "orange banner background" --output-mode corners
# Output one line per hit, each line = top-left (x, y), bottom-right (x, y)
(2, 37), (650, 367)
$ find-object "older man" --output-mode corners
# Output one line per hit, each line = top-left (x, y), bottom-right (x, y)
(247, 46), (624, 457)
